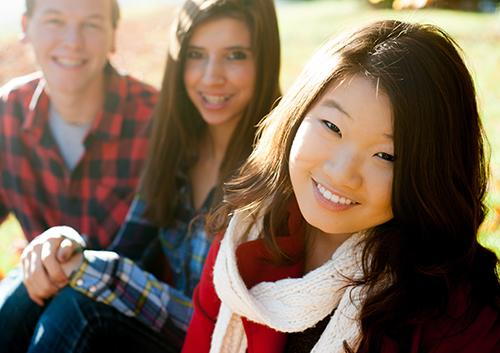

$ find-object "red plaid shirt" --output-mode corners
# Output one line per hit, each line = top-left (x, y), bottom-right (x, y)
(0, 65), (158, 249)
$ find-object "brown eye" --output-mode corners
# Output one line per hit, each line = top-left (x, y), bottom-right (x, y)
(186, 50), (203, 60)
(45, 18), (63, 26)
(375, 152), (395, 162)
(321, 120), (342, 137)
(227, 50), (247, 60)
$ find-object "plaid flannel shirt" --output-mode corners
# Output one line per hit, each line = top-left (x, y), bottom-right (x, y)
(70, 175), (214, 331)
(0, 65), (157, 249)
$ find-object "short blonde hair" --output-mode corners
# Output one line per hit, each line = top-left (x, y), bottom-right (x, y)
(25, 0), (120, 28)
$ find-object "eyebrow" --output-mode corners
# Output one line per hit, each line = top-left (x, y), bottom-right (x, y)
(187, 45), (252, 51)
(321, 98), (393, 140)
(86, 14), (106, 21)
(41, 9), (105, 21)
(321, 98), (352, 119)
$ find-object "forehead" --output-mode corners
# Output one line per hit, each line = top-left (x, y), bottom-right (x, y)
(188, 17), (251, 47)
(313, 75), (393, 131)
(31, 0), (112, 18)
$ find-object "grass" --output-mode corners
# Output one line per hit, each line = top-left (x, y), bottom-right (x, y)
(0, 0), (498, 278)
(0, 215), (24, 279)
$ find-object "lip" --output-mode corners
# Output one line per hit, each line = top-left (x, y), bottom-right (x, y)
(311, 179), (359, 211)
(52, 56), (88, 70)
(197, 92), (234, 110)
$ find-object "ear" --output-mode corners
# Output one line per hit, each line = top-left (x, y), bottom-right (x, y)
(20, 15), (30, 43)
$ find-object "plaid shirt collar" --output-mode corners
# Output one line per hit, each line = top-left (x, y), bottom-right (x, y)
(22, 63), (129, 143)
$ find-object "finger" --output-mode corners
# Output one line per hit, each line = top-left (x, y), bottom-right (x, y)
(51, 226), (86, 248)
(25, 250), (60, 303)
(57, 238), (79, 263)
(61, 252), (84, 278)
(24, 251), (45, 306)
(21, 255), (31, 281)
(41, 239), (68, 287)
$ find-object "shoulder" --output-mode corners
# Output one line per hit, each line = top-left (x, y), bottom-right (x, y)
(0, 72), (43, 103)
(125, 196), (150, 223)
(125, 74), (158, 99)
(113, 71), (158, 126)
(114, 69), (158, 110)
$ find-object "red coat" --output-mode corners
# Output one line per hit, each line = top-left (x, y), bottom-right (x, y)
(182, 203), (500, 353)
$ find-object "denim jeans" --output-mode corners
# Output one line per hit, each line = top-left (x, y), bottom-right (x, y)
(0, 267), (45, 353)
(0, 269), (184, 353)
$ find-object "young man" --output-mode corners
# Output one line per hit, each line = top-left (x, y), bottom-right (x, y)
(0, 0), (158, 350)
(0, 0), (157, 248)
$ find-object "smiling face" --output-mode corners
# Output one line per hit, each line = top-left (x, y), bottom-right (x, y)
(289, 75), (394, 239)
(22, 0), (116, 96)
(183, 16), (256, 132)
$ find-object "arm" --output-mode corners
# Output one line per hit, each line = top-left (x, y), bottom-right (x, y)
(108, 196), (159, 261)
(181, 234), (223, 353)
(67, 249), (195, 332)
(0, 191), (9, 226)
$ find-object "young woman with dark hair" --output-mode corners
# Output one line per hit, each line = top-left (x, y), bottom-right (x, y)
(182, 20), (499, 353)
(2, 0), (281, 352)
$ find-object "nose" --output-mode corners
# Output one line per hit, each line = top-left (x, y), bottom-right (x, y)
(202, 56), (225, 85)
(62, 25), (84, 50)
(323, 148), (363, 190)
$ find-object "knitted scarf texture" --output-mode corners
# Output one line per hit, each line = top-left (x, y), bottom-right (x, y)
(211, 208), (366, 353)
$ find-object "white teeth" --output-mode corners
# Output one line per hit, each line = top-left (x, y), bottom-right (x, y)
(316, 182), (355, 205)
(203, 94), (228, 104)
(56, 58), (85, 67)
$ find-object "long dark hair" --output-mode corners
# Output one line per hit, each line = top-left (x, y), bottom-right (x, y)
(210, 20), (498, 350)
(142, 0), (281, 227)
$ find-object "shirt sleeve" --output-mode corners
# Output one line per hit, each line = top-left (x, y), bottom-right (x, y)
(107, 196), (159, 261)
(181, 234), (223, 353)
(0, 192), (9, 224)
(69, 250), (194, 332)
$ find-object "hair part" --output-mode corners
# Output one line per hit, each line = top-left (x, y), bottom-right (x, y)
(142, 0), (281, 227)
(25, 0), (121, 28)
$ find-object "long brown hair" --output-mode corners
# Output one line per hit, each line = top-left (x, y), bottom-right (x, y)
(142, 0), (281, 227)
(210, 20), (499, 350)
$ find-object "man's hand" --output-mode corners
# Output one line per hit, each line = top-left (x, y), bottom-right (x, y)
(21, 226), (85, 306)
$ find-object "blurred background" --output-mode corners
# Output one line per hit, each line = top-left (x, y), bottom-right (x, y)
(0, 0), (498, 278)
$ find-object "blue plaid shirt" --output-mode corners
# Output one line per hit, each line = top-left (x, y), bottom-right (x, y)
(69, 174), (213, 332)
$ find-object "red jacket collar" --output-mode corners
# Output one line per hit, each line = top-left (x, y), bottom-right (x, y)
(235, 199), (306, 289)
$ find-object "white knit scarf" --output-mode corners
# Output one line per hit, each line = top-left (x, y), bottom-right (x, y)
(210, 208), (366, 353)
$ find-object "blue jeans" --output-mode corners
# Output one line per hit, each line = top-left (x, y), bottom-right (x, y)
(0, 267), (45, 353)
(0, 269), (184, 353)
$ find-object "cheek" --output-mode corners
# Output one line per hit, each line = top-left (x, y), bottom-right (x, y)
(230, 64), (256, 91)
(183, 62), (200, 88)
(367, 169), (393, 215)
(289, 125), (322, 181)
(81, 31), (114, 57)
(27, 31), (51, 52)
(290, 123), (323, 167)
